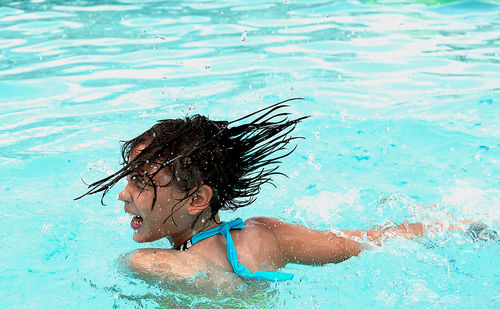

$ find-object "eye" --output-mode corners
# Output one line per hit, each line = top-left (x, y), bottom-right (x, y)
(130, 174), (148, 189)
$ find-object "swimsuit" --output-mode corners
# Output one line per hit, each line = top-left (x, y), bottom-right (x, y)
(175, 218), (294, 282)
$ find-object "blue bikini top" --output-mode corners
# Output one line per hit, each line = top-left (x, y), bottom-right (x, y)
(175, 218), (294, 282)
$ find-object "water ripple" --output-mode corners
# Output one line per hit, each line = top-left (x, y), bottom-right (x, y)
(1, 1), (499, 308)
(0, 0), (498, 154)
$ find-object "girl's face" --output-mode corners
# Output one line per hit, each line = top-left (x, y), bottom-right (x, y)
(118, 146), (193, 243)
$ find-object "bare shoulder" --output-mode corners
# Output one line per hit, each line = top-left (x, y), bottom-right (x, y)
(245, 216), (294, 237)
(241, 217), (285, 268)
(243, 217), (283, 242)
(127, 248), (222, 279)
(245, 216), (282, 229)
(126, 248), (245, 291)
(127, 248), (186, 278)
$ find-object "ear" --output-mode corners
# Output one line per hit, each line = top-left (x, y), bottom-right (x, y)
(187, 185), (213, 215)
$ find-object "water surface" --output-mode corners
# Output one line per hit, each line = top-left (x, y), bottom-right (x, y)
(0, 0), (499, 307)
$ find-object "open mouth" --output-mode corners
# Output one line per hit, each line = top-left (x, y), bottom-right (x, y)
(125, 208), (143, 230)
(130, 216), (143, 230)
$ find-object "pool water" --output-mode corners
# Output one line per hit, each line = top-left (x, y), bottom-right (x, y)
(1, 0), (499, 307)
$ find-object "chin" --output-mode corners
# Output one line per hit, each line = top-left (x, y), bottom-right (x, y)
(133, 232), (161, 243)
(133, 233), (149, 243)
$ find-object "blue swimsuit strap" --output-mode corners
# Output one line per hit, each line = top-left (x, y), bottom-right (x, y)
(190, 218), (294, 282)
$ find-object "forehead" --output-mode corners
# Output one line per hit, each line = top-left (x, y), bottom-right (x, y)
(128, 144), (172, 180)
(129, 144), (147, 162)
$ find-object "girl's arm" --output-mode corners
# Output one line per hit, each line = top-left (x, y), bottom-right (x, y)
(256, 217), (424, 266)
(340, 221), (424, 245)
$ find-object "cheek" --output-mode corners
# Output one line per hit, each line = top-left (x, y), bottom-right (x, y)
(153, 191), (173, 211)
(154, 189), (187, 218)
(134, 191), (155, 210)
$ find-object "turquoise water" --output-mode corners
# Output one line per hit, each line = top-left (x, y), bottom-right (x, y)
(1, 0), (499, 307)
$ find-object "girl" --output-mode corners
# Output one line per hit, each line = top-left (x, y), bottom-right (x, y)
(77, 99), (480, 285)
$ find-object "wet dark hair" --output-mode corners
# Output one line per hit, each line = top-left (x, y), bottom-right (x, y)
(76, 98), (308, 224)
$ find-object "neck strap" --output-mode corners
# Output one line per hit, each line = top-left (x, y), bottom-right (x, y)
(174, 218), (294, 282)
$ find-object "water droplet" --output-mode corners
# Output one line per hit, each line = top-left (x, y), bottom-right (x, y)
(240, 30), (247, 42)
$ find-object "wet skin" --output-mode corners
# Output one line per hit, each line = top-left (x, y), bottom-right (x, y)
(120, 145), (457, 285)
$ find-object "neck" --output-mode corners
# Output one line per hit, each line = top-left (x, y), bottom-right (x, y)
(171, 210), (220, 248)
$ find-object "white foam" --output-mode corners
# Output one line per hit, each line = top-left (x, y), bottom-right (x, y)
(441, 179), (500, 226)
(290, 189), (361, 227)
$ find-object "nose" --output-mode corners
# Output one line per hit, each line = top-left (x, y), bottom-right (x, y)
(118, 185), (132, 203)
